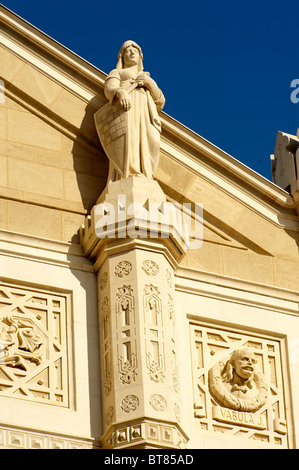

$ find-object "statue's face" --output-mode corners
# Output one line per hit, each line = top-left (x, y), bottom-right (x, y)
(233, 351), (257, 380)
(123, 45), (140, 67)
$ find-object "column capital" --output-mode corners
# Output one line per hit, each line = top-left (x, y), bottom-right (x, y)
(80, 176), (190, 271)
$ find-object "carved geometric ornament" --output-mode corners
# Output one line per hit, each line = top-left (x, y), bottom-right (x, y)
(0, 283), (70, 407)
(190, 320), (291, 447)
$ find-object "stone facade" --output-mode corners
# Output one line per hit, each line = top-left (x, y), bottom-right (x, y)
(0, 5), (299, 449)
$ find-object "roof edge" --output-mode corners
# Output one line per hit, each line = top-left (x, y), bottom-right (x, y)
(0, 4), (295, 211)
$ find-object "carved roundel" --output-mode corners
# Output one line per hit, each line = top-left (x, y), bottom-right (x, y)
(114, 261), (132, 277)
(120, 394), (139, 413)
(149, 394), (167, 411)
(142, 260), (159, 276)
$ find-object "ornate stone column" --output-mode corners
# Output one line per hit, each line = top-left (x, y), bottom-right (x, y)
(80, 176), (189, 449)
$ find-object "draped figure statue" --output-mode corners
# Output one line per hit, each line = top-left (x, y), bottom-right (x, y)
(94, 41), (165, 182)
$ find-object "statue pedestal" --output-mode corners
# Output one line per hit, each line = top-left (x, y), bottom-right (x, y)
(80, 177), (189, 449)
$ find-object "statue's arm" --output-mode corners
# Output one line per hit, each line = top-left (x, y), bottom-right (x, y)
(135, 73), (165, 111)
(104, 70), (131, 111)
(104, 71), (121, 104)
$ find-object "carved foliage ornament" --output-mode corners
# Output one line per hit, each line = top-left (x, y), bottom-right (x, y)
(208, 348), (268, 412)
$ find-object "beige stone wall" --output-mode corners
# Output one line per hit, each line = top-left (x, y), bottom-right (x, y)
(0, 38), (105, 447)
(0, 44), (108, 244)
(0, 232), (101, 448)
(157, 151), (299, 292)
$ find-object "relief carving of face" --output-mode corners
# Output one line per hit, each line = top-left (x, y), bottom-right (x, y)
(231, 349), (257, 381)
(208, 346), (268, 412)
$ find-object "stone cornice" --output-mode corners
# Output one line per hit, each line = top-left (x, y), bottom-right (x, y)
(0, 229), (94, 272)
(176, 266), (299, 317)
(0, 4), (106, 93)
(160, 114), (293, 209)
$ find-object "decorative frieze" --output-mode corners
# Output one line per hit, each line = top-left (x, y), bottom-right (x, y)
(102, 418), (188, 449)
(0, 424), (98, 449)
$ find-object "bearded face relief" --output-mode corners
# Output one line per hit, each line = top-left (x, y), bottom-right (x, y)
(208, 347), (268, 412)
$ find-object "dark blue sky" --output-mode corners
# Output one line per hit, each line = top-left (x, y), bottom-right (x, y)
(2, 0), (299, 182)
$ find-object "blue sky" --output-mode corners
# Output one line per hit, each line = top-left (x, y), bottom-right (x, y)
(1, 0), (299, 182)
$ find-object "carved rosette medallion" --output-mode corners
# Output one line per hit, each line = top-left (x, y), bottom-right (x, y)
(114, 261), (132, 278)
(149, 394), (167, 411)
(120, 394), (139, 413)
(142, 260), (159, 276)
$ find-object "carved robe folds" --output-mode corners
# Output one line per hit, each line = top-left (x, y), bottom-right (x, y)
(95, 70), (165, 181)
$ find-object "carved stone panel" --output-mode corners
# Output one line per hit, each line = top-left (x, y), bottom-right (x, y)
(115, 286), (137, 385)
(0, 283), (70, 407)
(190, 321), (291, 447)
(143, 285), (165, 382)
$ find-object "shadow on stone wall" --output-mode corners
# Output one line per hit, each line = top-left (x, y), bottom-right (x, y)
(71, 96), (108, 214)
(66, 96), (109, 445)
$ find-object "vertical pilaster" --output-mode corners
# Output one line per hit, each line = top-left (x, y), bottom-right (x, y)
(80, 177), (189, 449)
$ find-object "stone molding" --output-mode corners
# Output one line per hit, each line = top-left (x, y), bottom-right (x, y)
(101, 418), (188, 449)
(0, 423), (99, 449)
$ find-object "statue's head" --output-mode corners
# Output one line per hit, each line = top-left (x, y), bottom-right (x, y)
(116, 40), (144, 71)
(223, 348), (258, 382)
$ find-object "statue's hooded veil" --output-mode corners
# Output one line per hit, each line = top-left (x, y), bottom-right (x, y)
(116, 40), (144, 71)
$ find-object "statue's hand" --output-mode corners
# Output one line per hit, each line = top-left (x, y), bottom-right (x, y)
(135, 72), (152, 89)
(116, 88), (131, 111)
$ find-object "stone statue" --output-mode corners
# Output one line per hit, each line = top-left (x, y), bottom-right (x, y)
(208, 348), (268, 412)
(94, 40), (165, 182)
